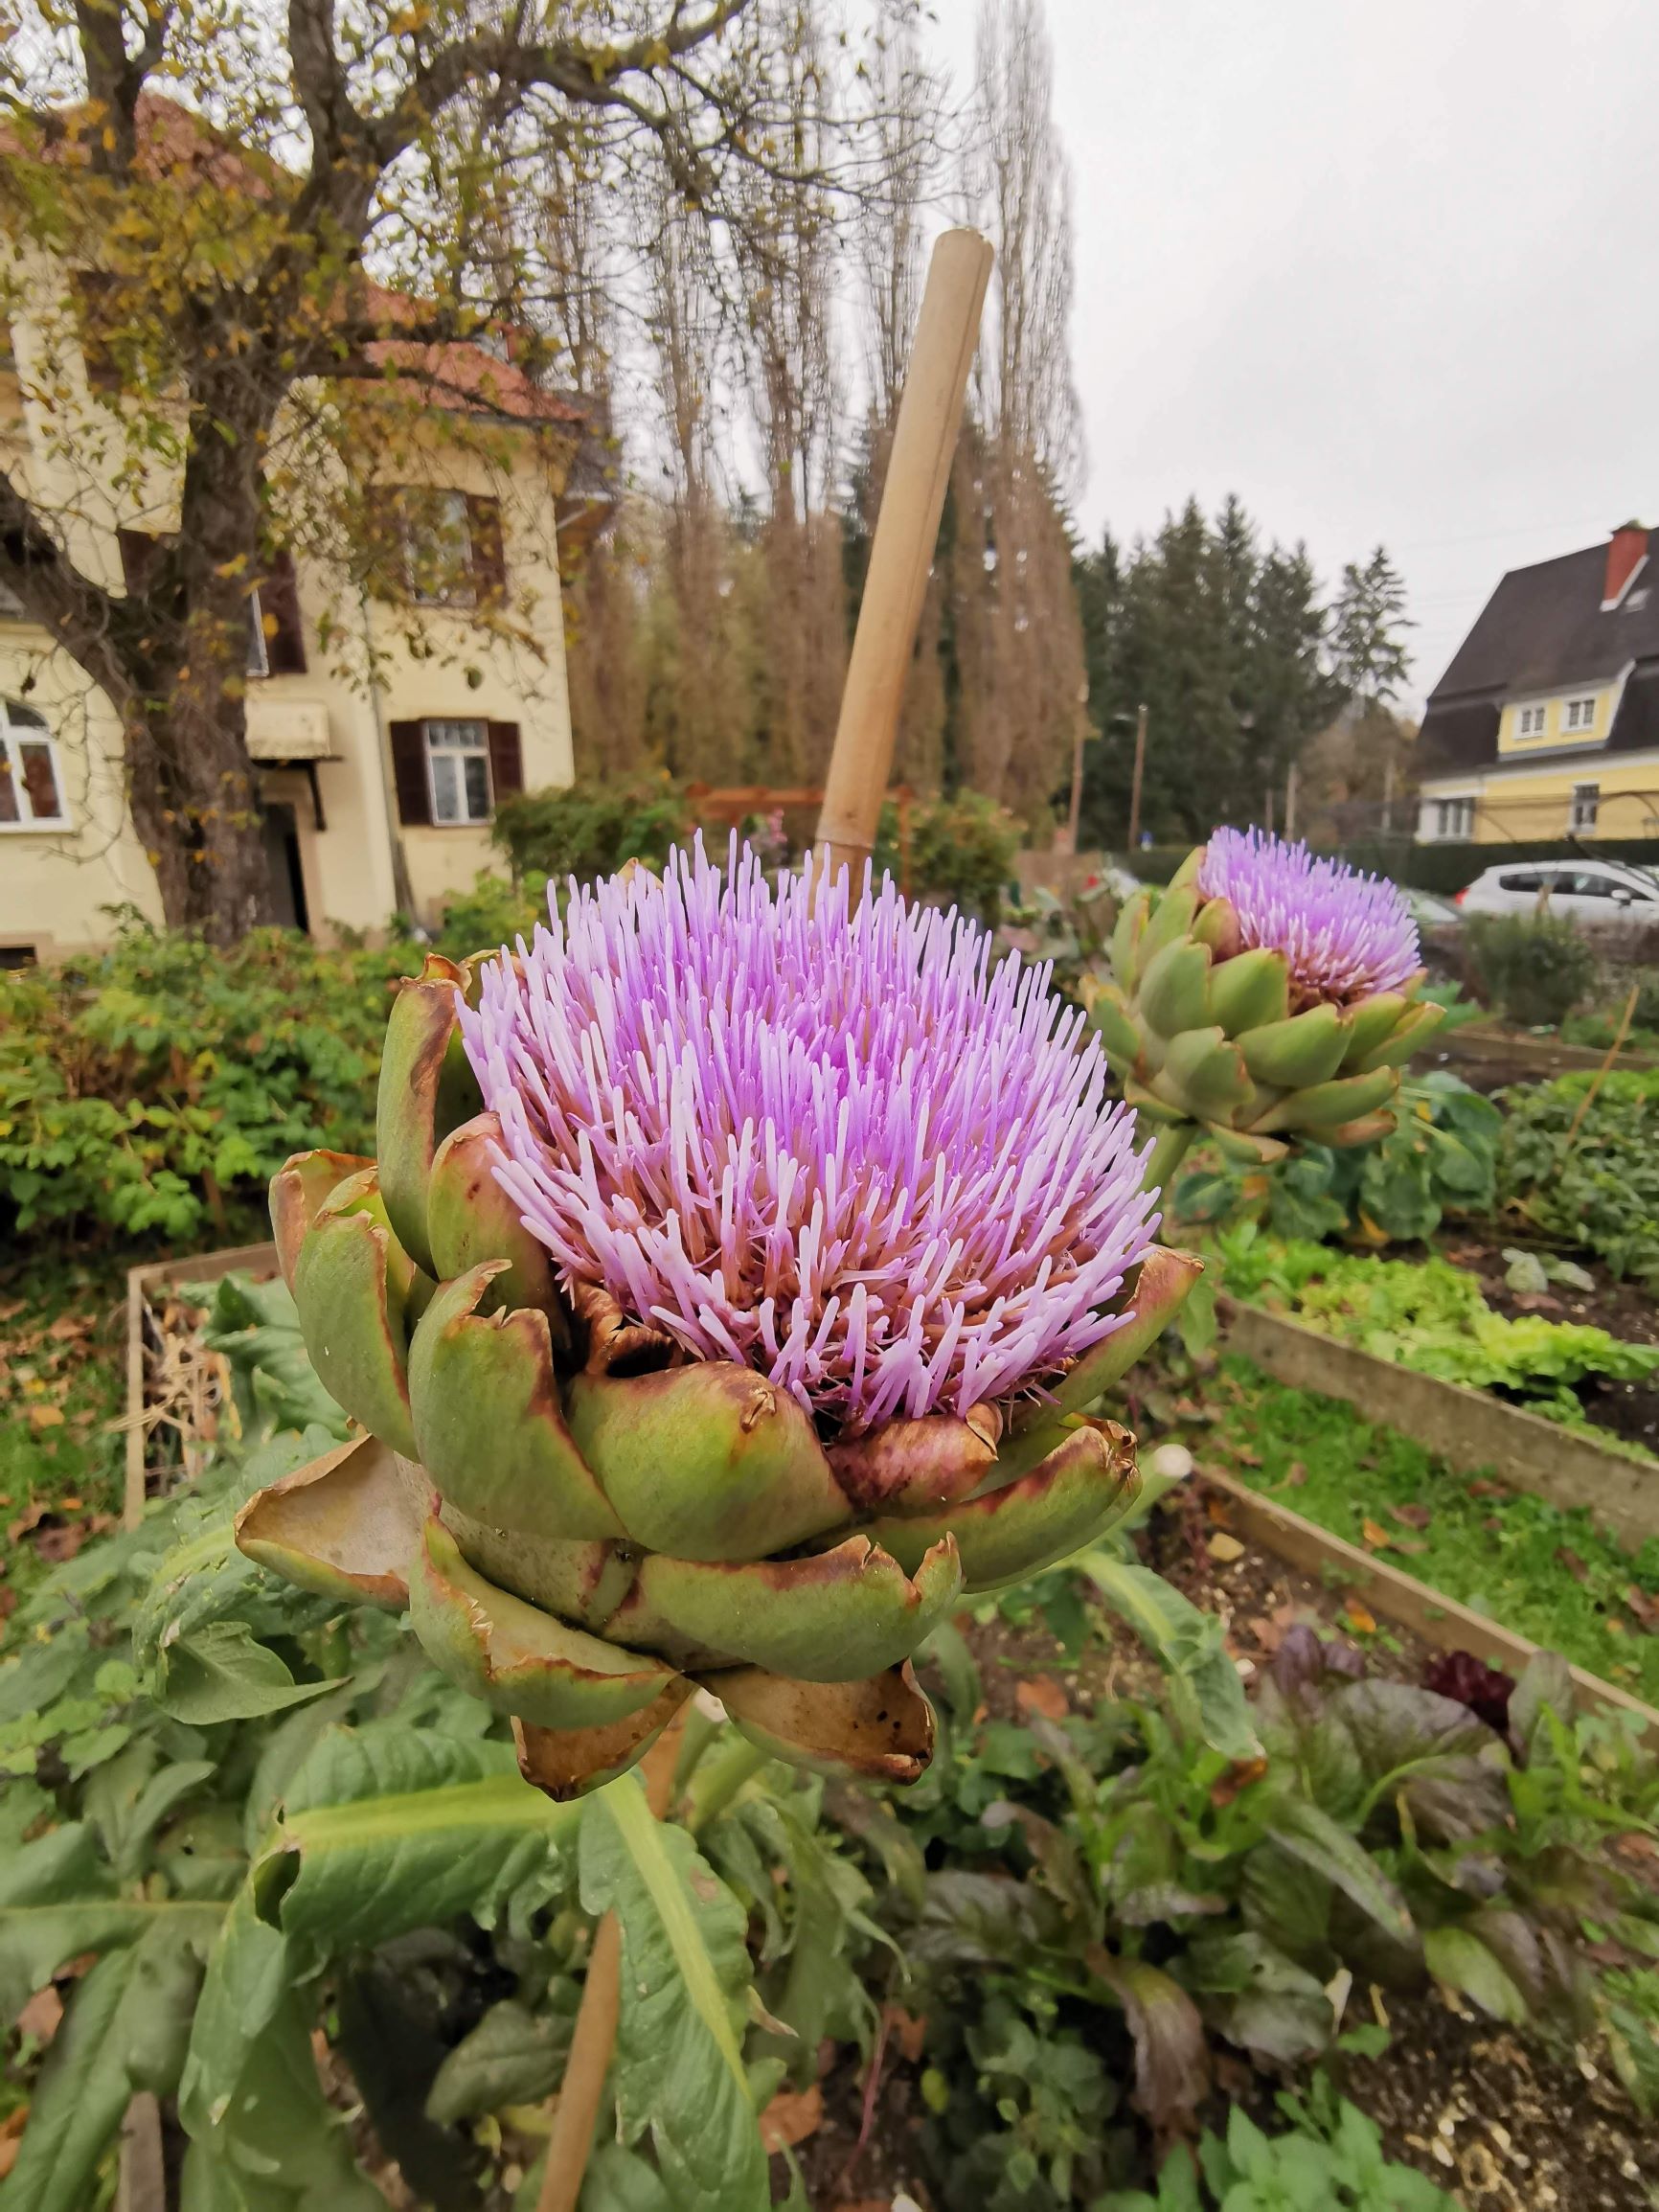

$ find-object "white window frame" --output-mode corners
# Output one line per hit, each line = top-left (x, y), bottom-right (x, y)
(1516, 703), (1546, 738)
(423, 718), (493, 826)
(1564, 695), (1598, 732)
(1570, 782), (1600, 834)
(0, 699), (70, 832)
(1433, 795), (1475, 840)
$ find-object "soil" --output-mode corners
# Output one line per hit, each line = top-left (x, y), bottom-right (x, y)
(1335, 1985), (1656, 2211)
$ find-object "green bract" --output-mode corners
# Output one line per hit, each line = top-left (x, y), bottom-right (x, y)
(1084, 848), (1446, 1165)
(238, 951), (1196, 1796)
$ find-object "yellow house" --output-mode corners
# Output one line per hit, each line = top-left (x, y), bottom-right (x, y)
(0, 232), (589, 962)
(1416, 522), (1659, 847)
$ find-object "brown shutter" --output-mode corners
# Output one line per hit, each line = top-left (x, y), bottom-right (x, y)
(118, 528), (162, 597)
(261, 551), (307, 673)
(487, 720), (522, 805)
(389, 720), (431, 825)
(466, 495), (506, 602)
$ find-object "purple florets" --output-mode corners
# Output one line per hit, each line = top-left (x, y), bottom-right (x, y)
(461, 839), (1157, 1433)
(1196, 828), (1420, 1007)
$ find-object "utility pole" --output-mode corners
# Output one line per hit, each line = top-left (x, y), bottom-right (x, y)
(1126, 701), (1148, 852)
(1263, 784), (1275, 837)
(1284, 760), (1299, 841)
(1065, 678), (1091, 855)
(1381, 757), (1396, 836)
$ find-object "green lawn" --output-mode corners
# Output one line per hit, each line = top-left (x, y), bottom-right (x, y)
(1203, 1356), (1659, 1706)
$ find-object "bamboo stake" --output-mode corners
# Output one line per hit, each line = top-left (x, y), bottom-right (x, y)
(1563, 981), (1641, 1152)
(534, 1714), (686, 2212)
(812, 227), (993, 893)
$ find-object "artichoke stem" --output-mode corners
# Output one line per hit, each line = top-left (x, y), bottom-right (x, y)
(1140, 1121), (1197, 1202)
(534, 1710), (686, 2212)
(671, 1699), (727, 1798)
(685, 1734), (773, 1836)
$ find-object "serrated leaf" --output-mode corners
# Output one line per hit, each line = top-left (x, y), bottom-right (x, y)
(152, 1621), (343, 1724)
(1071, 1554), (1258, 1761)
(580, 1774), (766, 2212)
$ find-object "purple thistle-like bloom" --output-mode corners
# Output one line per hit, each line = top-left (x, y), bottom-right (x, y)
(462, 838), (1158, 1434)
(1196, 828), (1421, 1007)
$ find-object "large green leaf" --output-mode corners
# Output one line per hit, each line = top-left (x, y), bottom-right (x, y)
(1071, 1554), (1258, 1762)
(580, 1775), (767, 2212)
(259, 1723), (580, 1950)
(1, 1913), (214, 2212)
(0, 1825), (224, 2023)
(1264, 1798), (1419, 1960)
(187, 1273), (350, 1447)
(152, 1622), (344, 1725)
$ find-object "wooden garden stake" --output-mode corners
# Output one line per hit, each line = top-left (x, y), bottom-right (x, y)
(812, 226), (993, 893)
(541, 228), (992, 2212)
(534, 1711), (686, 2212)
(1564, 980), (1640, 1152)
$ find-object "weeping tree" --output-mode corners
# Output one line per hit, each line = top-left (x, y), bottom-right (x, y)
(0, 0), (803, 943)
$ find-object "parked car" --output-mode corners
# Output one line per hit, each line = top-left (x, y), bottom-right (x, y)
(1455, 858), (1659, 927)
(1402, 887), (1464, 929)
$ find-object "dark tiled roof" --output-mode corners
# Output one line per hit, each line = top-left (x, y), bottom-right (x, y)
(1414, 697), (1501, 779)
(1430, 540), (1659, 698)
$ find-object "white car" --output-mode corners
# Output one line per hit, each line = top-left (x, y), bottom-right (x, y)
(1455, 858), (1659, 926)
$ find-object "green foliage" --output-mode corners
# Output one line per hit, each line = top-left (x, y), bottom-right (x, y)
(1102, 2092), (1452, 2210)
(427, 868), (550, 957)
(1176, 1075), (1501, 1248)
(874, 790), (1023, 926)
(1464, 911), (1599, 1028)
(1498, 1068), (1659, 1292)
(0, 923), (413, 1242)
(1217, 1227), (1659, 1438)
(491, 778), (692, 888)
(1206, 1361), (1659, 1705)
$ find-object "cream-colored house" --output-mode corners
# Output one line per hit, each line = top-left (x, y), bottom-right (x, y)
(0, 241), (589, 961)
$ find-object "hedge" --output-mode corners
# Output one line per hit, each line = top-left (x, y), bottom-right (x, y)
(1109, 838), (1659, 897)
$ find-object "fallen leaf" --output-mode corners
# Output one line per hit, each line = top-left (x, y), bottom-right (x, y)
(1015, 1676), (1069, 1722)
(26, 1406), (64, 1432)
(1208, 1532), (1246, 1564)
(1233, 1448), (1263, 1469)
(886, 2006), (927, 2064)
(7, 1506), (50, 1541)
(1388, 1503), (1432, 1530)
(1624, 1587), (1659, 1633)
(57, 1495), (82, 1511)
(0, 1300), (24, 1324)
(1467, 1479), (1507, 1500)
(759, 2084), (822, 2154)
(1209, 1756), (1269, 1808)
(16, 1987), (62, 2046)
(1345, 1599), (1377, 1634)
(1556, 1548), (1589, 1584)
(47, 1316), (90, 1342)
(1385, 1536), (1428, 1555)
(1361, 1518), (1391, 1549)
(33, 1525), (84, 1564)
(1282, 1460), (1307, 1488)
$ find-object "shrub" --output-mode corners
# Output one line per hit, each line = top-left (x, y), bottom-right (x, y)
(875, 789), (1023, 926)
(429, 866), (549, 955)
(1465, 911), (1597, 1027)
(0, 922), (415, 1243)
(492, 775), (691, 886)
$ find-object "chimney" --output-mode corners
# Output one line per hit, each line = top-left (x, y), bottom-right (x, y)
(1602, 519), (1649, 609)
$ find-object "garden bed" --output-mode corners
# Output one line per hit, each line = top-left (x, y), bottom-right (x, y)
(1219, 1295), (1659, 1550)
(1434, 1020), (1658, 1089)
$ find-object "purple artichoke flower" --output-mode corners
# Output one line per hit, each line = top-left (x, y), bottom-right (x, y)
(1195, 828), (1421, 1010)
(462, 838), (1160, 1435)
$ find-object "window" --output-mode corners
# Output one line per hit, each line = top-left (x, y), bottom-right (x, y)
(1570, 783), (1600, 834)
(1565, 696), (1598, 731)
(1433, 796), (1475, 839)
(1516, 704), (1546, 738)
(1497, 870), (1547, 893)
(0, 699), (68, 831)
(424, 720), (492, 825)
(377, 490), (506, 609)
(246, 589), (269, 677)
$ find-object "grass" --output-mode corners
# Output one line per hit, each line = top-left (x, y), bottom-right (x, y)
(1204, 1355), (1659, 1706)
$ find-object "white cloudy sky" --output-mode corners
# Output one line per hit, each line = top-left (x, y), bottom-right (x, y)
(923, 0), (1659, 706)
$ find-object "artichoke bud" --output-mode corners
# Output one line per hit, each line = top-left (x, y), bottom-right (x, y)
(1237, 1004), (1349, 1088)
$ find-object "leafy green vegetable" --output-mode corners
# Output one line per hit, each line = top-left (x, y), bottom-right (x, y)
(1499, 1067), (1659, 1293)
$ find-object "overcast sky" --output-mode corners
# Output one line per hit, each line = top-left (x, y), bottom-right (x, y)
(924, 0), (1659, 708)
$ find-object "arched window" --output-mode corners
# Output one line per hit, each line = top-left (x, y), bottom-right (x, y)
(0, 699), (68, 830)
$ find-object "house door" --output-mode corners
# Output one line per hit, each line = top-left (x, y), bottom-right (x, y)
(261, 803), (309, 932)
